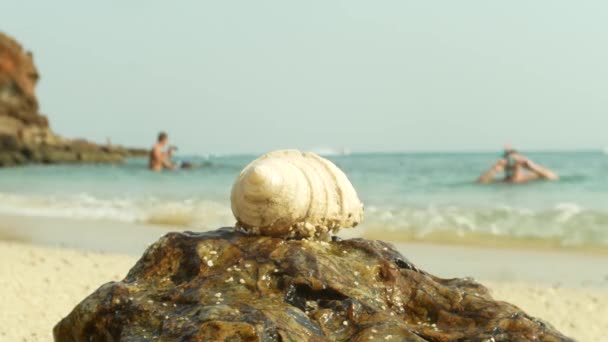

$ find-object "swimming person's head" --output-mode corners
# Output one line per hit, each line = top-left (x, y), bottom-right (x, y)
(158, 131), (168, 145)
(502, 148), (519, 180)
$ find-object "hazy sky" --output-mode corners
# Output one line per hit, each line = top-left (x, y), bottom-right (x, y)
(2, 1), (607, 154)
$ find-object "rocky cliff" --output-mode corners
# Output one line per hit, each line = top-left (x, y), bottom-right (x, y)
(54, 228), (572, 341)
(0, 32), (146, 167)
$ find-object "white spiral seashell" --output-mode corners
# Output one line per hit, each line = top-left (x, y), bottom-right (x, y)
(230, 150), (363, 239)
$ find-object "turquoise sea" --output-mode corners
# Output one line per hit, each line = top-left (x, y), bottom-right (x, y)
(1, 151), (607, 249)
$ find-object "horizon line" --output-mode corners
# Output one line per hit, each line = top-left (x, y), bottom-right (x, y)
(166, 147), (605, 158)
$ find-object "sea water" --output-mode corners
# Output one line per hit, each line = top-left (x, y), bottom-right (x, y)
(0, 151), (607, 249)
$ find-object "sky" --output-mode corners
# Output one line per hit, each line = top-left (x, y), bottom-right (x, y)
(2, 1), (607, 154)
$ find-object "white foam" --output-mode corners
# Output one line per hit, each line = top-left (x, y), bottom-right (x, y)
(0, 191), (606, 248)
(0, 192), (234, 229)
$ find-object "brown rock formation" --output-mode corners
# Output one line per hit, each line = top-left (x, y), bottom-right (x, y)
(0, 32), (146, 167)
(54, 228), (572, 341)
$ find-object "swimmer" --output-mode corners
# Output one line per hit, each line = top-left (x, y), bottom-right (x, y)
(149, 132), (177, 172)
(477, 147), (559, 184)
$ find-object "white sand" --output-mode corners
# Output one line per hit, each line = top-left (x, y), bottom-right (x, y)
(487, 282), (608, 341)
(1, 240), (607, 341)
(0, 241), (135, 341)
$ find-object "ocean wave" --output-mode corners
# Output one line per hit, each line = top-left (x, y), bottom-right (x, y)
(362, 203), (608, 248)
(0, 192), (607, 249)
(0, 193), (235, 229)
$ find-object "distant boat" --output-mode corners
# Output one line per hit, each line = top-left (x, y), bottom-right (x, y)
(312, 147), (351, 156)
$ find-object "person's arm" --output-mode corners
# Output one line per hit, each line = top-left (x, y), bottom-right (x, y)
(162, 158), (176, 170)
(167, 147), (175, 158)
(477, 159), (506, 184)
(162, 147), (177, 170)
(162, 154), (175, 170)
(522, 159), (558, 181)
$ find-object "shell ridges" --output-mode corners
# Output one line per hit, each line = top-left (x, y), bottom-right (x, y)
(230, 150), (363, 239)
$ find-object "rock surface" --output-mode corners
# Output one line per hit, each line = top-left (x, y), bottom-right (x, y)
(0, 32), (145, 167)
(54, 228), (572, 341)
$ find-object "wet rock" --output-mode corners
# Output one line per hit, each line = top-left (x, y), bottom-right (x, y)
(0, 32), (146, 167)
(54, 228), (573, 341)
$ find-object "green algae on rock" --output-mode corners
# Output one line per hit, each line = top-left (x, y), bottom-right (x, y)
(53, 228), (572, 341)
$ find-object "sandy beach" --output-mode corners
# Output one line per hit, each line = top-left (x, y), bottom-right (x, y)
(0, 241), (134, 341)
(1, 232), (607, 341)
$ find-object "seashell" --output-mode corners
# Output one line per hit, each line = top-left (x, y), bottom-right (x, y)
(230, 150), (363, 240)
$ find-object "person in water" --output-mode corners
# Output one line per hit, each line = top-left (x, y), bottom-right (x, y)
(477, 147), (559, 184)
(149, 132), (177, 171)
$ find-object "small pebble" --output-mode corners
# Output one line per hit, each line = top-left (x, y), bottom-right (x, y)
(215, 292), (222, 297)
(207, 260), (214, 267)
(343, 320), (349, 326)
(239, 278), (245, 284)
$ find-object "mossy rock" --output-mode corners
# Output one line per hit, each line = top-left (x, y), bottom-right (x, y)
(54, 228), (573, 341)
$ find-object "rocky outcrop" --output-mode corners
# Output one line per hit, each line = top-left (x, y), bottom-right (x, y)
(54, 228), (572, 341)
(0, 32), (145, 167)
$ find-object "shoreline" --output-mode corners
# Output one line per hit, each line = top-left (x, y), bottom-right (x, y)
(393, 241), (608, 289)
(2, 213), (608, 288)
(0, 214), (176, 255)
(360, 227), (608, 256)
(5, 211), (607, 256)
